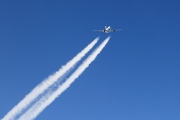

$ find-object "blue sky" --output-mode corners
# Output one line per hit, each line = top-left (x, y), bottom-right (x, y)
(0, 0), (180, 120)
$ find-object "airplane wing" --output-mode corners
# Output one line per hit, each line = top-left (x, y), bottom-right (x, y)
(93, 30), (105, 32)
(112, 29), (122, 32)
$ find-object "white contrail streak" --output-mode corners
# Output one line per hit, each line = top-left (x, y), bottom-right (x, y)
(19, 36), (110, 120)
(2, 37), (99, 120)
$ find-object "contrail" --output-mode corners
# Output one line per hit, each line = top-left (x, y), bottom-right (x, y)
(19, 36), (110, 120)
(2, 37), (99, 120)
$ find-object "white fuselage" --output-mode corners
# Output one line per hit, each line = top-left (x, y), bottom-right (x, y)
(104, 26), (113, 33)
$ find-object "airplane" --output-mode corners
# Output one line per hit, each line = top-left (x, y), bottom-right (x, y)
(93, 26), (122, 33)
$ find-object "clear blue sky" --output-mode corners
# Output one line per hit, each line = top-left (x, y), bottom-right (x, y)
(0, 0), (180, 120)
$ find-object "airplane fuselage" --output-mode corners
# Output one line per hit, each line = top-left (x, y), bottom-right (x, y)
(104, 26), (114, 33)
(93, 26), (121, 33)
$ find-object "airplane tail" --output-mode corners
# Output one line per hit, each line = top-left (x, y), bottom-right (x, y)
(105, 26), (110, 29)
